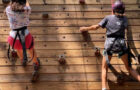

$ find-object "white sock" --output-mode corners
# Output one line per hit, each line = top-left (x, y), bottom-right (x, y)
(102, 88), (107, 90)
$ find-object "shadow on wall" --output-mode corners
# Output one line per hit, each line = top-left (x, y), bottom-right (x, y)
(108, 65), (138, 90)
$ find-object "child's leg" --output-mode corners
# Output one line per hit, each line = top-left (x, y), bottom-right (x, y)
(27, 48), (40, 65)
(121, 54), (140, 81)
(16, 50), (23, 61)
(28, 48), (40, 82)
(102, 55), (112, 89)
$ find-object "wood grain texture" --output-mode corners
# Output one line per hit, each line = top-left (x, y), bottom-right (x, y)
(0, 12), (140, 20)
(0, 0), (139, 4)
(0, 0), (140, 89)
(0, 26), (140, 35)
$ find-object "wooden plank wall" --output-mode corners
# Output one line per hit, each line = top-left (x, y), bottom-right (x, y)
(0, 0), (140, 90)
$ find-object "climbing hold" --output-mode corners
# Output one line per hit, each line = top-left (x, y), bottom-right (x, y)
(101, 6), (103, 10)
(67, 13), (69, 16)
(42, 13), (49, 18)
(58, 54), (66, 65)
(11, 50), (18, 58)
(63, 7), (66, 10)
(63, 36), (66, 39)
(94, 47), (101, 57)
(83, 43), (87, 47)
(79, 0), (85, 4)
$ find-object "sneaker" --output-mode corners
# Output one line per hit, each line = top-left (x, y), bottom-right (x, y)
(22, 59), (27, 67)
(31, 58), (40, 82)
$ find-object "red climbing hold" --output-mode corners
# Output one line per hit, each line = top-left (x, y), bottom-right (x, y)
(79, 0), (85, 4)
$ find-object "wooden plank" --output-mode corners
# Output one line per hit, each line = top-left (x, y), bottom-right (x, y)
(34, 42), (105, 50)
(0, 57), (84, 66)
(87, 73), (136, 82)
(0, 55), (138, 66)
(85, 65), (139, 73)
(0, 47), (140, 57)
(1, 41), (140, 50)
(0, 5), (140, 12)
(0, 57), (99, 66)
(0, 49), (83, 57)
(0, 64), (138, 74)
(0, 26), (140, 35)
(0, 19), (96, 26)
(0, 74), (87, 82)
(29, 33), (140, 42)
(0, 0), (139, 89)
(0, 48), (140, 57)
(0, 82), (87, 90)
(0, 19), (140, 27)
(0, 20), (78, 27)
(84, 57), (137, 65)
(77, 19), (140, 26)
(31, 5), (140, 12)
(0, 65), (86, 74)
(27, 0), (140, 5)
(0, 73), (134, 82)
(32, 34), (140, 41)
(87, 73), (135, 82)
(1, 33), (140, 42)
(83, 41), (140, 49)
(34, 42), (83, 49)
(1, 12), (140, 20)
(0, 0), (139, 4)
(0, 82), (139, 90)
(88, 82), (140, 89)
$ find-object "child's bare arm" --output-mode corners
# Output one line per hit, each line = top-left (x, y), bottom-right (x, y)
(24, 1), (31, 13)
(80, 24), (101, 32)
(26, 1), (30, 7)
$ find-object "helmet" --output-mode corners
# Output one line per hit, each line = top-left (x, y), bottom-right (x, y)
(12, 0), (26, 5)
(112, 0), (125, 14)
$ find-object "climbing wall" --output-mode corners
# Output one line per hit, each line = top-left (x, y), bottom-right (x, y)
(0, 0), (140, 90)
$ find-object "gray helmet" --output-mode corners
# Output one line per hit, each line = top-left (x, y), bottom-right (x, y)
(112, 0), (125, 14)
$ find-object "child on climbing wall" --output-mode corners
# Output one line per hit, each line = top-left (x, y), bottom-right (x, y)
(5, 0), (40, 82)
(80, 0), (140, 90)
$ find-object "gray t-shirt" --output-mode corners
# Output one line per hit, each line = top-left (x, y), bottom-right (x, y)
(99, 15), (128, 52)
(99, 15), (128, 37)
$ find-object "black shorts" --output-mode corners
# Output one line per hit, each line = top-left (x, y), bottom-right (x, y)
(103, 49), (128, 58)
